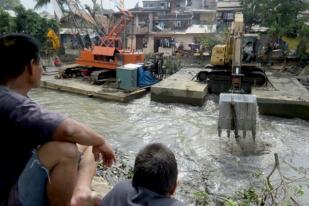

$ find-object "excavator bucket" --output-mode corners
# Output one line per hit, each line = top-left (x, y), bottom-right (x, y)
(218, 93), (257, 140)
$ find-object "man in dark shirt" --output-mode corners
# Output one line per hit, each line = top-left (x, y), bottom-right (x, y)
(0, 33), (116, 206)
(100, 143), (184, 206)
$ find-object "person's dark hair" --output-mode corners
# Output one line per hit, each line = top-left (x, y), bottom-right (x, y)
(0, 33), (40, 84)
(132, 143), (178, 195)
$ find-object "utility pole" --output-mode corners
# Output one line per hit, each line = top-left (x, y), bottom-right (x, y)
(119, 0), (125, 9)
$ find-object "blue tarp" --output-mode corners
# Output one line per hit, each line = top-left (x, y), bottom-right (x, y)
(137, 66), (159, 87)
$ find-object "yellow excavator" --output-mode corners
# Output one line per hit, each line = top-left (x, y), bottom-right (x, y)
(197, 12), (266, 94)
(197, 13), (266, 140)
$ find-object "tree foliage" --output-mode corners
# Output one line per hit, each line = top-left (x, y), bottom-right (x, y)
(14, 6), (60, 50)
(0, 5), (60, 52)
(240, 0), (307, 38)
(197, 35), (221, 55)
(0, 0), (21, 10)
(0, 8), (15, 34)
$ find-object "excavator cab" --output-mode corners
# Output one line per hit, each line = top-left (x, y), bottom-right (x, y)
(242, 34), (260, 64)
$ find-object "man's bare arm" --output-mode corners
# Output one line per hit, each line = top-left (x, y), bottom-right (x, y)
(52, 118), (116, 166)
(52, 118), (105, 146)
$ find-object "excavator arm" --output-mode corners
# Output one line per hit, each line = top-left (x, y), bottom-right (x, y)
(217, 13), (258, 141)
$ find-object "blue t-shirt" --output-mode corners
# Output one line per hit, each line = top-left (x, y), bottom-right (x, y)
(101, 181), (185, 206)
(0, 86), (64, 201)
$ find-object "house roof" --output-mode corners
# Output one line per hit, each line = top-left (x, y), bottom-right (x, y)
(92, 46), (119, 56)
(217, 1), (241, 8)
(39, 11), (55, 19)
(59, 28), (96, 35)
(129, 7), (169, 13)
(189, 9), (217, 13)
(185, 24), (216, 34)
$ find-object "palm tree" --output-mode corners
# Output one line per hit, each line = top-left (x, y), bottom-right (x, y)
(34, 0), (51, 9)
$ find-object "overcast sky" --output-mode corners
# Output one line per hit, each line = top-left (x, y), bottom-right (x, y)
(20, 0), (139, 13)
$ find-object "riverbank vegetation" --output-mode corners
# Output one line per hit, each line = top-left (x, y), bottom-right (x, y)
(192, 154), (309, 206)
(97, 152), (308, 205)
(0, 2), (59, 53)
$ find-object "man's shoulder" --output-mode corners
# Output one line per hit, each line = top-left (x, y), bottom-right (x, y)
(101, 181), (185, 206)
(170, 198), (185, 206)
(112, 181), (134, 193)
(156, 196), (185, 206)
(0, 87), (28, 106)
(103, 181), (134, 198)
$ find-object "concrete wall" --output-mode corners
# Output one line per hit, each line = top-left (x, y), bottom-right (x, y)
(137, 34), (195, 54)
(158, 47), (173, 56)
(200, 12), (216, 23)
(127, 35), (137, 51)
(174, 34), (194, 50)
(143, 36), (154, 54)
(191, 0), (203, 8)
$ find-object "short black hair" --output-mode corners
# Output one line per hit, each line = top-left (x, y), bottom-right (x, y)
(132, 143), (178, 195)
(0, 33), (40, 83)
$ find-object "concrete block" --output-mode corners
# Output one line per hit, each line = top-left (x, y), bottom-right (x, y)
(151, 69), (208, 106)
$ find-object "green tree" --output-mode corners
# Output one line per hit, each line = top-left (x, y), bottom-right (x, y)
(0, 8), (14, 34)
(197, 35), (220, 55)
(14, 6), (60, 51)
(240, 0), (307, 38)
(0, 0), (21, 10)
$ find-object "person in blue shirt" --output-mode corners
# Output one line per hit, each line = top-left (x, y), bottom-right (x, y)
(100, 143), (184, 206)
(0, 33), (116, 206)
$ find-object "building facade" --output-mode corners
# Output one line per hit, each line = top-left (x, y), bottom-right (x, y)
(126, 0), (218, 55)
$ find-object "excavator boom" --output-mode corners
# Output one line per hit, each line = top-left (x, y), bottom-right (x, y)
(217, 12), (258, 141)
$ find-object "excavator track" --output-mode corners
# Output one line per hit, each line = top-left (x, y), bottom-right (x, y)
(196, 66), (267, 94)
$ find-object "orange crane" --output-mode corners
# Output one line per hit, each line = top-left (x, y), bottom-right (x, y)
(68, 7), (144, 83)
(100, 8), (133, 49)
(76, 8), (143, 70)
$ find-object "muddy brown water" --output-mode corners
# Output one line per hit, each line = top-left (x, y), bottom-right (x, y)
(30, 88), (309, 205)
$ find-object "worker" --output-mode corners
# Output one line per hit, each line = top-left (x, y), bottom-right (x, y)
(0, 33), (116, 206)
(100, 143), (184, 206)
(53, 56), (61, 67)
(243, 41), (254, 62)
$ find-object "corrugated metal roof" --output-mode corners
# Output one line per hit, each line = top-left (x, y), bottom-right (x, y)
(59, 28), (96, 35)
(217, 1), (241, 8)
(92, 46), (118, 56)
(185, 24), (216, 34)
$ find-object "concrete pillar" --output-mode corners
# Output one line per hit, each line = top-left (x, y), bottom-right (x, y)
(135, 14), (139, 28)
(149, 13), (153, 32)
(144, 35), (154, 54)
(127, 35), (136, 51)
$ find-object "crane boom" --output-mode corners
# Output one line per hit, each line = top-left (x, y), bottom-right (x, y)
(100, 8), (133, 49)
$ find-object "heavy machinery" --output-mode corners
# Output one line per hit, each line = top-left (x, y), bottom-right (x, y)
(196, 13), (266, 94)
(61, 8), (144, 83)
(197, 13), (267, 140)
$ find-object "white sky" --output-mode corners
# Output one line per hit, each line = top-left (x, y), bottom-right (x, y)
(20, 0), (139, 13)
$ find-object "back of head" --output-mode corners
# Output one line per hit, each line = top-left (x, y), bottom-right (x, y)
(132, 143), (178, 196)
(0, 33), (40, 84)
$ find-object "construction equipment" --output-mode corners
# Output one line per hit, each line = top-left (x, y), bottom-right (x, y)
(197, 12), (266, 140)
(197, 13), (266, 94)
(61, 7), (144, 84)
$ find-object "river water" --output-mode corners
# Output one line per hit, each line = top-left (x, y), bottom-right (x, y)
(30, 88), (309, 205)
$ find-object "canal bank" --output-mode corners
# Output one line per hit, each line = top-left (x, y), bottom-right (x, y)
(41, 67), (309, 119)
